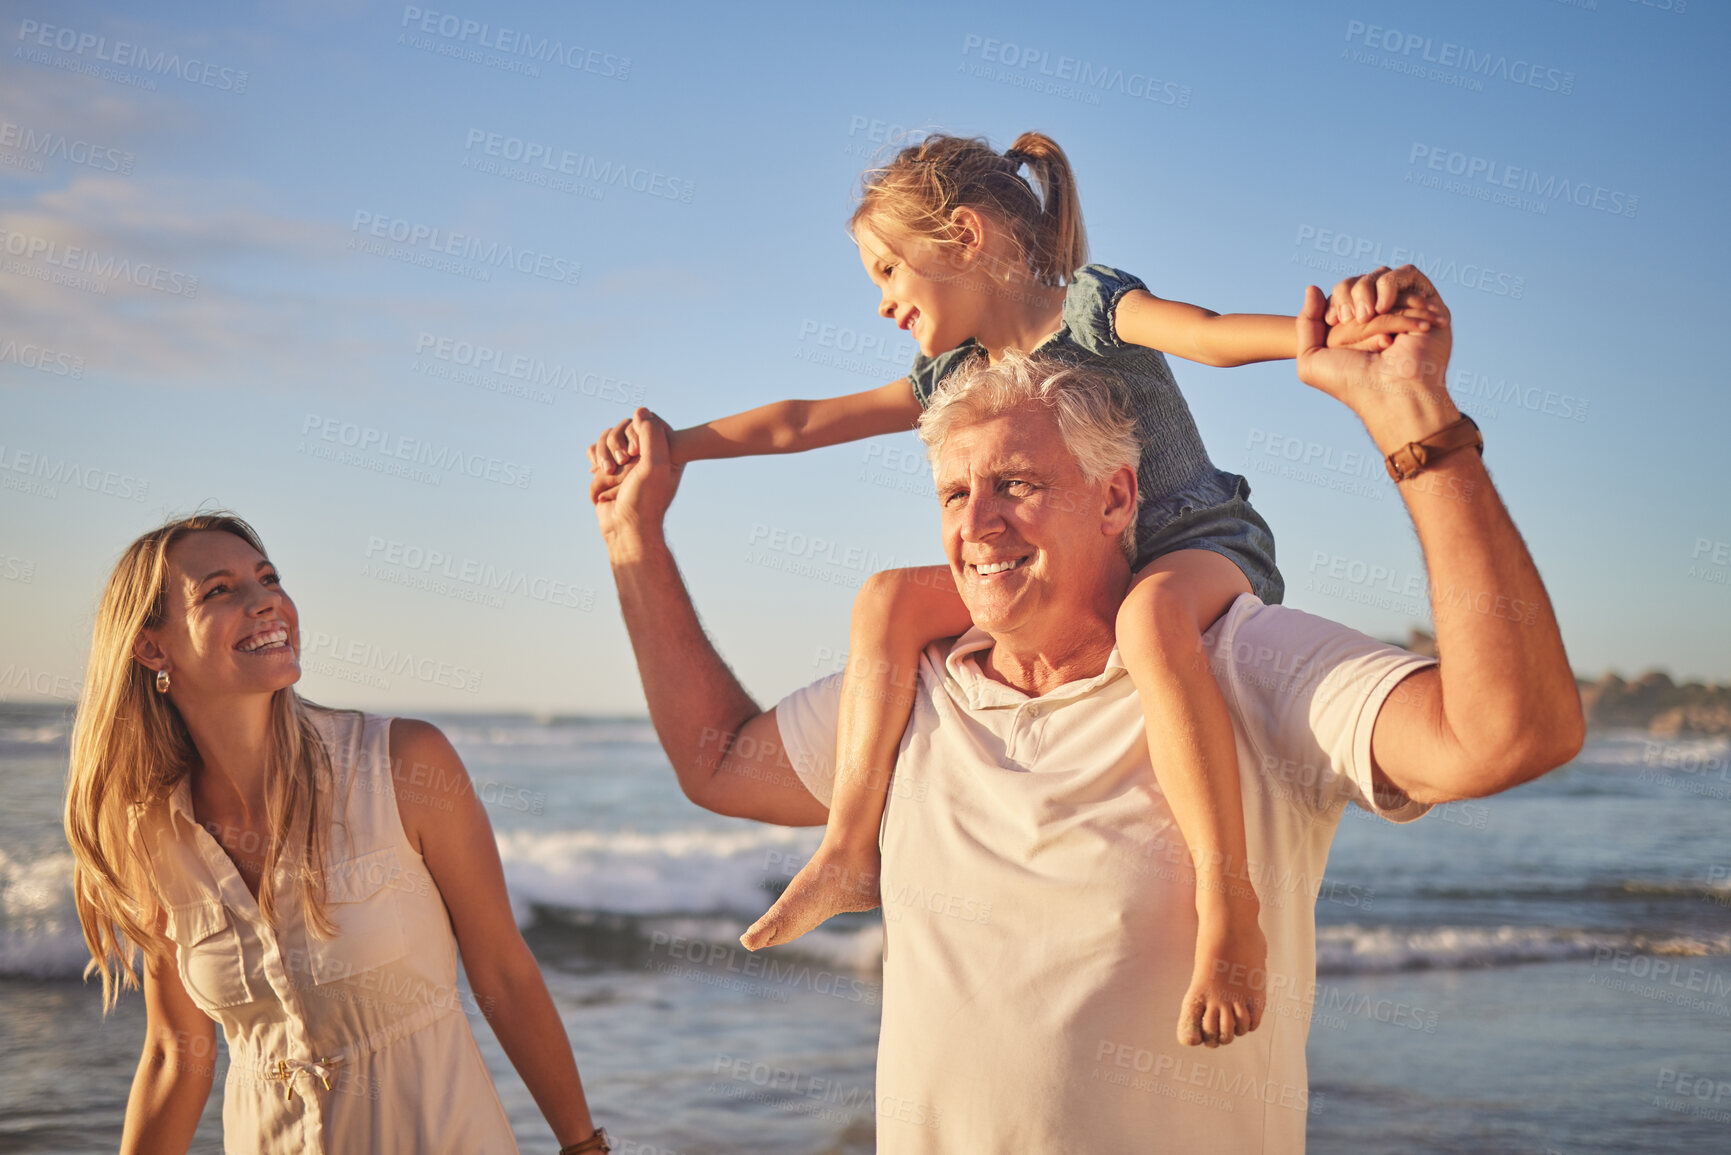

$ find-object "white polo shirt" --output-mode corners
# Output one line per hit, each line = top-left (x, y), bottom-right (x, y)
(773, 595), (1435, 1154)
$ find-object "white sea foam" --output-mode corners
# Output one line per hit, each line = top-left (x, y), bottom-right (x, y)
(494, 824), (824, 925)
(1315, 924), (1731, 974)
(0, 848), (89, 979)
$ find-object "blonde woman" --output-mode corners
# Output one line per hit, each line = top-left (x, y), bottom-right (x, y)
(65, 513), (609, 1154)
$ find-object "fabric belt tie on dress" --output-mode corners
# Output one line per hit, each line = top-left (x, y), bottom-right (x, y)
(268, 1055), (345, 1101)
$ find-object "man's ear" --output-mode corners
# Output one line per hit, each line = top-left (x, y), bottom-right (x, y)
(1101, 465), (1138, 538)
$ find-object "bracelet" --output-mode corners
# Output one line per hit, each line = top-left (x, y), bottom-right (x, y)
(560, 1127), (611, 1154)
(1383, 414), (1482, 482)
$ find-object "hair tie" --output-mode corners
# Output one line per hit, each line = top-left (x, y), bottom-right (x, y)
(1003, 148), (1028, 168)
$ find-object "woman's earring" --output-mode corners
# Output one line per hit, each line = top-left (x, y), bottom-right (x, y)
(155, 668), (171, 694)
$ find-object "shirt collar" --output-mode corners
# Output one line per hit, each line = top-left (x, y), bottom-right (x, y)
(166, 774), (199, 834)
(943, 625), (1127, 710)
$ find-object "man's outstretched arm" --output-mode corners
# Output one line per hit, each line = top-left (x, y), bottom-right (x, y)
(1297, 269), (1586, 804)
(597, 410), (829, 827)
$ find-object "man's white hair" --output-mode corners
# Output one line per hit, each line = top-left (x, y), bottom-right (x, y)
(917, 347), (1143, 560)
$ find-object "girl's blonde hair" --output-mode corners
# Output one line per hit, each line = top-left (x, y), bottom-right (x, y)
(65, 512), (336, 1009)
(849, 130), (1089, 288)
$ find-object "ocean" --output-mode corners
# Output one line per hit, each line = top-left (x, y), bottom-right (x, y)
(2, 703), (1727, 1153)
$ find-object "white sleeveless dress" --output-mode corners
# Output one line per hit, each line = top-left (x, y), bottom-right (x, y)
(133, 710), (520, 1153)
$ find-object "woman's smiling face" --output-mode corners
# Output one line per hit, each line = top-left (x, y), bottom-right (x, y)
(137, 529), (302, 700)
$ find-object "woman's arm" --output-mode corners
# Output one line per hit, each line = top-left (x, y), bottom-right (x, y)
(1114, 289), (1437, 369)
(590, 377), (923, 477)
(389, 720), (599, 1150)
(119, 936), (217, 1155)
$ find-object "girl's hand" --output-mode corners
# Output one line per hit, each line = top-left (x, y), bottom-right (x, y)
(1324, 309), (1436, 352)
(1323, 266), (1449, 327)
(586, 410), (674, 476)
(586, 417), (639, 476)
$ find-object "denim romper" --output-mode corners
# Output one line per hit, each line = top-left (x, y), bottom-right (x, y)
(907, 264), (1284, 604)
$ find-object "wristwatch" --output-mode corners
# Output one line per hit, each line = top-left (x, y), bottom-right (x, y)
(1384, 414), (1482, 482)
(560, 1128), (611, 1154)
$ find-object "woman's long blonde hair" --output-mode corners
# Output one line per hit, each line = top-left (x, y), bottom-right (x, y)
(849, 130), (1089, 288)
(66, 512), (335, 1009)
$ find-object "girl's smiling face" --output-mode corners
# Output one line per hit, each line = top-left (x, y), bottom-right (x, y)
(855, 219), (987, 359)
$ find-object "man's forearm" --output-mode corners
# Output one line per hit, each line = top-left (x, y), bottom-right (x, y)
(1363, 392), (1584, 797)
(608, 527), (761, 793)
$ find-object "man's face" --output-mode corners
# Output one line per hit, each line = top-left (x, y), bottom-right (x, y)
(935, 402), (1133, 640)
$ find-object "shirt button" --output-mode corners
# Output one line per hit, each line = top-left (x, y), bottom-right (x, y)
(1027, 704), (1042, 718)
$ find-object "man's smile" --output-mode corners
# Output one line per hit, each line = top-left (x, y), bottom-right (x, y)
(970, 556), (1028, 577)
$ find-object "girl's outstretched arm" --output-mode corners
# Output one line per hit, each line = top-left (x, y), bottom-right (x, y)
(740, 566), (973, 951)
(589, 377), (922, 482)
(1113, 289), (1439, 368)
(1114, 549), (1266, 1050)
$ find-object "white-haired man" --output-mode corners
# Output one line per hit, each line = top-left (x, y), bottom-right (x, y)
(592, 269), (1583, 1152)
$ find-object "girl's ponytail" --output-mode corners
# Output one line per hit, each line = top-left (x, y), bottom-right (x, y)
(1004, 131), (1088, 287)
(850, 130), (1089, 287)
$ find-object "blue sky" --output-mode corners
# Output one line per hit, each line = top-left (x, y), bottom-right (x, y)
(2, 0), (1725, 713)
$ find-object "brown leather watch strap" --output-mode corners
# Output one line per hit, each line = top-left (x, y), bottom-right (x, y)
(1384, 414), (1483, 482)
(560, 1128), (610, 1154)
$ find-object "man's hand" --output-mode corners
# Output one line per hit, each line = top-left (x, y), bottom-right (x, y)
(1296, 265), (1459, 455)
(593, 408), (683, 553)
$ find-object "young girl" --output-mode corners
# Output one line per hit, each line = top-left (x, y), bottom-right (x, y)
(67, 513), (610, 1155)
(588, 132), (1428, 1048)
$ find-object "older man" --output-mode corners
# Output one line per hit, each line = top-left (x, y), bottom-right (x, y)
(593, 269), (1582, 1152)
